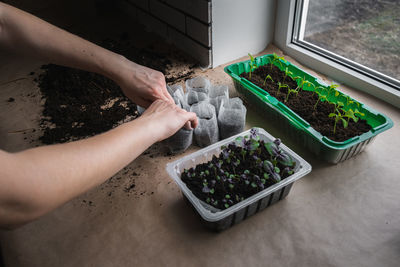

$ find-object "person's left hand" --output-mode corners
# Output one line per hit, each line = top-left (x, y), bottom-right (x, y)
(115, 58), (174, 107)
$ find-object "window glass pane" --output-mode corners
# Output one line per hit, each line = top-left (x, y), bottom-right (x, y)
(302, 0), (400, 81)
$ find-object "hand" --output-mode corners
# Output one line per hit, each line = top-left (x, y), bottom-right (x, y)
(140, 100), (198, 142)
(115, 58), (174, 107)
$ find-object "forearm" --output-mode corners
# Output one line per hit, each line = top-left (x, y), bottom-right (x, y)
(0, 2), (126, 81)
(0, 116), (156, 229)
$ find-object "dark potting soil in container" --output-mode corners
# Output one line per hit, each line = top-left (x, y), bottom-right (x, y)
(240, 64), (371, 142)
(182, 132), (296, 210)
(37, 33), (197, 144)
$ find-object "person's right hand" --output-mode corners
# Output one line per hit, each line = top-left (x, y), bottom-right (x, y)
(114, 59), (174, 108)
(139, 100), (198, 142)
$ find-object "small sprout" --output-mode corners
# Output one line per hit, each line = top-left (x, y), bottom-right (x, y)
(216, 175), (221, 181)
(311, 85), (325, 97)
(277, 82), (289, 95)
(245, 180), (250, 185)
(270, 53), (286, 70)
(329, 106), (348, 134)
(224, 203), (230, 209)
(327, 83), (339, 98)
(250, 139), (260, 151)
(283, 67), (293, 82)
(251, 182), (257, 188)
(244, 170), (250, 175)
(205, 170), (210, 176)
(248, 53), (257, 80)
(263, 173), (269, 180)
(210, 188), (215, 194)
(225, 194), (231, 199)
(206, 197), (211, 203)
(274, 167), (280, 174)
(285, 87), (298, 102)
(228, 184), (234, 189)
(261, 178), (266, 184)
(213, 200), (219, 206)
(314, 93), (329, 110)
(263, 74), (274, 86)
(200, 171), (205, 177)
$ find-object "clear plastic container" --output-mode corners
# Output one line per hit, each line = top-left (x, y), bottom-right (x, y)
(166, 127), (312, 231)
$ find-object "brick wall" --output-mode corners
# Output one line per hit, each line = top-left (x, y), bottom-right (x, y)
(120, 0), (212, 67)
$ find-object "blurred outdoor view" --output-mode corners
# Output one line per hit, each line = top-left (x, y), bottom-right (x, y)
(303, 0), (400, 82)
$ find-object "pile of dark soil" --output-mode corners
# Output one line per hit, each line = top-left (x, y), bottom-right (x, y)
(37, 33), (197, 144)
(241, 64), (371, 142)
(38, 64), (136, 144)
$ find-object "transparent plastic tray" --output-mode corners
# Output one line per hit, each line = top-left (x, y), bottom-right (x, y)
(166, 128), (312, 231)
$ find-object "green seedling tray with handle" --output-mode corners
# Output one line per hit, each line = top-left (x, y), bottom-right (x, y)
(224, 54), (394, 163)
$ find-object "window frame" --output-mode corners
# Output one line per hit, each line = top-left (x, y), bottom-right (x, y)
(274, 0), (400, 108)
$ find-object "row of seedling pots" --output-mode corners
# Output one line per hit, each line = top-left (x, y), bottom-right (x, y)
(139, 77), (247, 154)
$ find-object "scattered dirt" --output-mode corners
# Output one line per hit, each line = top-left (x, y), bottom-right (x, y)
(241, 64), (372, 142)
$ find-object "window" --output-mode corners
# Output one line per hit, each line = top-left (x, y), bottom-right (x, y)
(274, 0), (400, 107)
(292, 0), (400, 90)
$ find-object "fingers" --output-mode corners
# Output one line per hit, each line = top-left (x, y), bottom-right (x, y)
(180, 110), (198, 130)
(163, 88), (175, 104)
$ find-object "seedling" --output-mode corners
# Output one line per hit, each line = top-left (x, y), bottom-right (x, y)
(285, 87), (298, 102)
(263, 74), (274, 86)
(293, 76), (315, 95)
(270, 53), (286, 70)
(248, 53), (257, 80)
(311, 85), (325, 97)
(283, 67), (293, 82)
(277, 82), (289, 95)
(329, 103), (347, 134)
(343, 108), (365, 124)
(326, 83), (340, 98)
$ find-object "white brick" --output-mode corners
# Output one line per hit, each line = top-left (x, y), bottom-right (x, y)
(149, 0), (186, 33)
(167, 27), (211, 67)
(127, 0), (149, 11)
(137, 9), (168, 38)
(186, 17), (211, 47)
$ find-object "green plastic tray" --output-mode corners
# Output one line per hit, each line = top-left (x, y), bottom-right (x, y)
(224, 54), (394, 163)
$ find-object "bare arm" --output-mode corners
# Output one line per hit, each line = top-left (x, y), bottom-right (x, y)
(0, 3), (199, 229)
(0, 2), (173, 107)
(0, 100), (197, 230)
